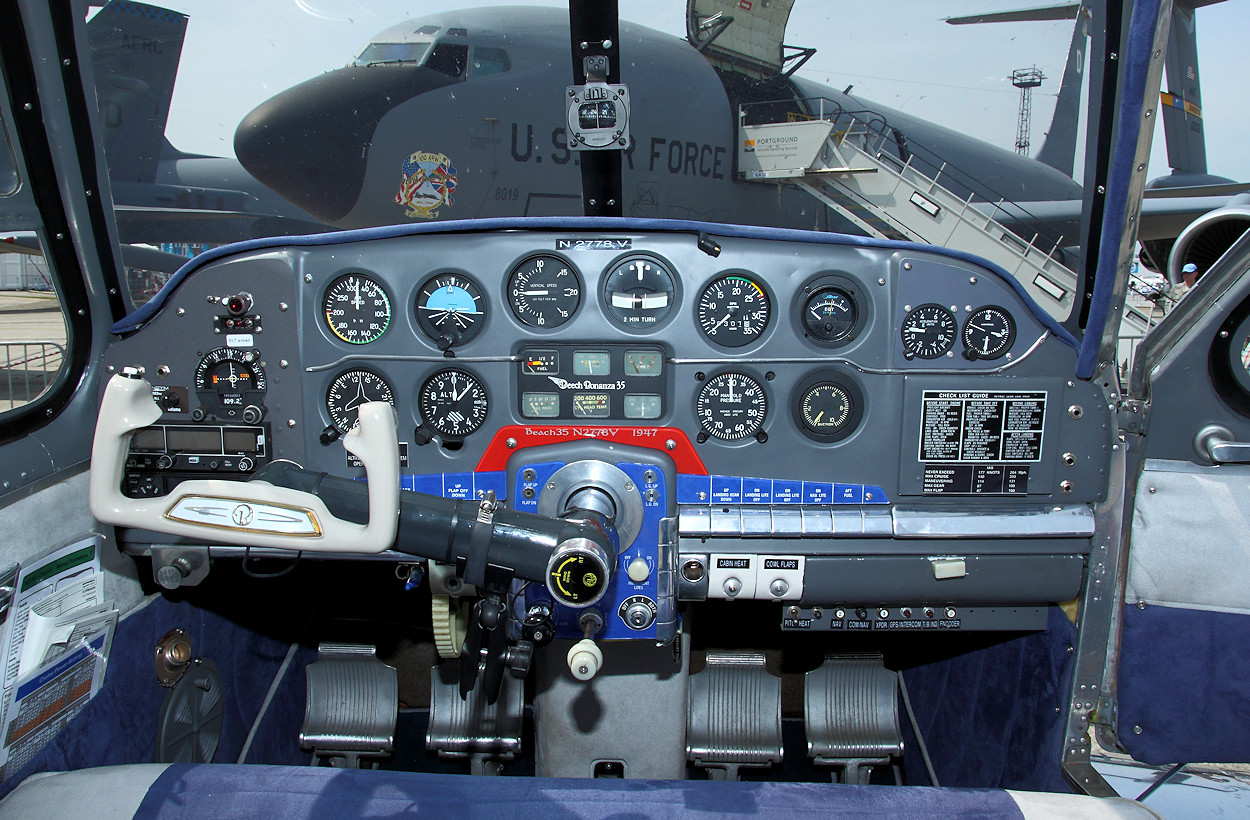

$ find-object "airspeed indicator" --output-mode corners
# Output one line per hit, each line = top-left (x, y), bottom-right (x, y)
(323, 273), (391, 344)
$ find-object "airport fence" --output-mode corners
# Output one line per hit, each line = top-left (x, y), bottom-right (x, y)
(0, 341), (64, 411)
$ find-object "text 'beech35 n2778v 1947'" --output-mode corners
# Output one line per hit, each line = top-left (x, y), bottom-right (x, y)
(2, 0), (1250, 817)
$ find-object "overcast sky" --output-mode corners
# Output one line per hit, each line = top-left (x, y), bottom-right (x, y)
(159, 0), (1248, 185)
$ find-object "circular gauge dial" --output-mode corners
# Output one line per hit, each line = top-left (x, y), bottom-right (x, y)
(793, 374), (864, 442)
(194, 348), (266, 414)
(962, 305), (1015, 360)
(419, 369), (489, 438)
(900, 304), (957, 359)
(802, 287), (858, 344)
(507, 255), (581, 328)
(696, 274), (771, 347)
(323, 273), (391, 344)
(603, 256), (676, 328)
(326, 369), (395, 435)
(696, 372), (767, 441)
(416, 273), (486, 348)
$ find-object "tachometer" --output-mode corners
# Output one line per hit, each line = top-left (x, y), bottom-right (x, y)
(419, 369), (489, 438)
(326, 369), (395, 434)
(696, 274), (770, 347)
(696, 372), (767, 441)
(961, 305), (1015, 360)
(323, 272), (391, 344)
(603, 255), (676, 328)
(900, 304), (957, 359)
(507, 255), (581, 328)
(415, 273), (486, 348)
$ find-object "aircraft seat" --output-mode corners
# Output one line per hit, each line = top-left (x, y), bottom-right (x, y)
(0, 762), (1163, 819)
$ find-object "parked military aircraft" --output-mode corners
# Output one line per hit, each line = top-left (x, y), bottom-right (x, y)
(232, 0), (1243, 284)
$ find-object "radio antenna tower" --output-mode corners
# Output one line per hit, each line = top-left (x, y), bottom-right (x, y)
(1011, 67), (1045, 156)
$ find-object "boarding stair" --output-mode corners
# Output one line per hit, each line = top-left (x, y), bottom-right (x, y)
(738, 99), (1164, 370)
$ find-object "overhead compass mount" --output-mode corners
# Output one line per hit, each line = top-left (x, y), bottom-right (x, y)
(568, 0), (625, 217)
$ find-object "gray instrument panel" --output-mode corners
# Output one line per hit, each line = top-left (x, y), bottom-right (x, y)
(102, 227), (1112, 618)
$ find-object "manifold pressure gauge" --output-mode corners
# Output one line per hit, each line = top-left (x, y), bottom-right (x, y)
(323, 272), (391, 344)
(419, 369), (489, 438)
(696, 372), (767, 441)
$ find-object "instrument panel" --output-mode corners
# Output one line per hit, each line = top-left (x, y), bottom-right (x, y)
(102, 223), (1110, 633)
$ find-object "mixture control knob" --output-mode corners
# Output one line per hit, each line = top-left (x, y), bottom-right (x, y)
(567, 639), (603, 682)
(626, 556), (651, 583)
(722, 577), (742, 597)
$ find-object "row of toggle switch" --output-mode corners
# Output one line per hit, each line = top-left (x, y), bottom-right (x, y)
(678, 505), (892, 539)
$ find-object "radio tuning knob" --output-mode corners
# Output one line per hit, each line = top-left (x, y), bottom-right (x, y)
(242, 405), (263, 424)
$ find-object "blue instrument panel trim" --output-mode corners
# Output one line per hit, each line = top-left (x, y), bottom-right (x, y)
(676, 474), (889, 505)
(405, 470), (507, 501)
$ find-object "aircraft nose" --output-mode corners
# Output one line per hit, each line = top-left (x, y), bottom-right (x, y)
(234, 65), (458, 224)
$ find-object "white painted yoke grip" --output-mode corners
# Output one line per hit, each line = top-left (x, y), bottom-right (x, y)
(89, 373), (400, 553)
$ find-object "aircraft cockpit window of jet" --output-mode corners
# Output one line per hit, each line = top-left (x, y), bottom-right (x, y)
(352, 41), (435, 66)
(4, 1), (1250, 817)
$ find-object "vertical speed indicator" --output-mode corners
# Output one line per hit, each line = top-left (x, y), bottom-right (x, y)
(507, 255), (581, 328)
(696, 274), (770, 347)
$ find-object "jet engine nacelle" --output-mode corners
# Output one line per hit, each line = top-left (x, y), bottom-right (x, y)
(1166, 195), (1250, 285)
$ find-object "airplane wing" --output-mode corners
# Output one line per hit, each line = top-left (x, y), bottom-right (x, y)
(945, 4), (1080, 25)
(113, 206), (330, 246)
(2, 234), (193, 274)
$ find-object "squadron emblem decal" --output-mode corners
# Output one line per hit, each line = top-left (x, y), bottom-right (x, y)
(394, 151), (458, 219)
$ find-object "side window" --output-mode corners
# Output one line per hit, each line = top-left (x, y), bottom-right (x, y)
(0, 243), (69, 413)
(425, 43), (468, 79)
(0, 113), (69, 415)
(0, 113), (16, 196)
(471, 47), (511, 78)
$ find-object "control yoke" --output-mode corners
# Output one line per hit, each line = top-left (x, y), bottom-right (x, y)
(90, 371), (400, 553)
